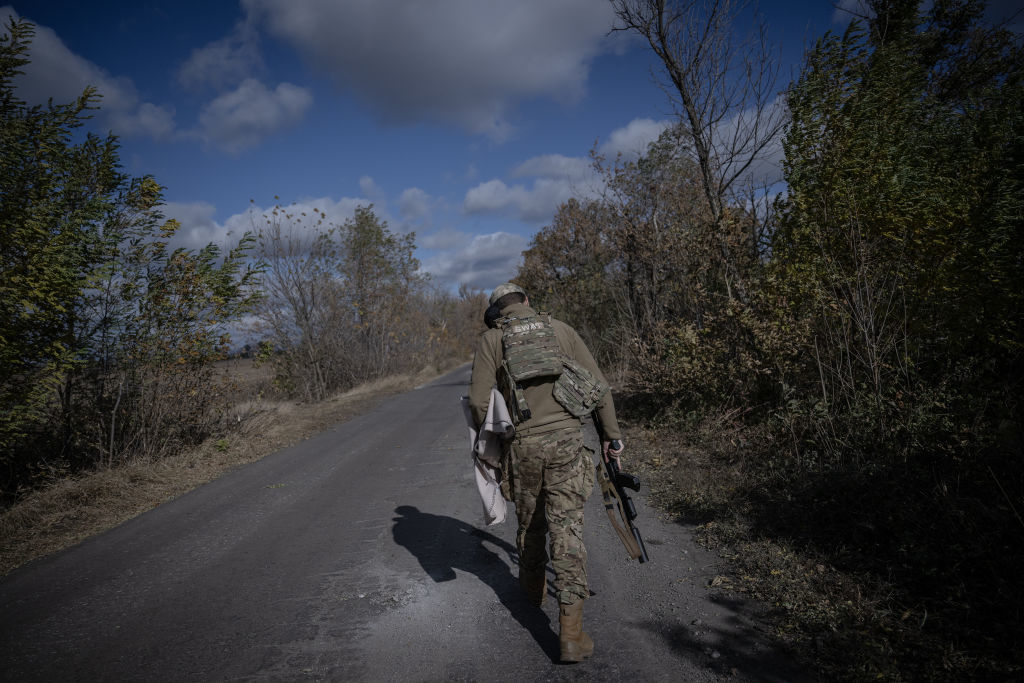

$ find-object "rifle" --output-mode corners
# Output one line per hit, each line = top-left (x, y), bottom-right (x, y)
(592, 412), (649, 563)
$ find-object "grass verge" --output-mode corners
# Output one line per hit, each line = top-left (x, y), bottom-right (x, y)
(0, 364), (456, 577)
(623, 407), (1024, 682)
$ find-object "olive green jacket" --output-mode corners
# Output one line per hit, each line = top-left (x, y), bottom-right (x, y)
(469, 303), (622, 440)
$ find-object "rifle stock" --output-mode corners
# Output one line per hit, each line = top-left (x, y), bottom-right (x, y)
(592, 411), (649, 563)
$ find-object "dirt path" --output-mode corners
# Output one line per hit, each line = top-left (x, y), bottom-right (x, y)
(0, 365), (808, 681)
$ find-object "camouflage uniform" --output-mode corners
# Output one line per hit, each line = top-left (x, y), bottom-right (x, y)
(509, 427), (595, 603)
(469, 295), (621, 606)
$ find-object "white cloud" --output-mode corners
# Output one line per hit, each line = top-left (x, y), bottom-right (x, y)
(161, 201), (233, 251)
(465, 154), (607, 223)
(399, 188), (432, 221)
(600, 117), (672, 159)
(476, 118), (674, 224)
(463, 180), (522, 213)
(254, 196), (368, 234)
(162, 195), (372, 253)
(419, 231), (529, 291)
(463, 179), (575, 223)
(708, 95), (787, 188)
(458, 117), (695, 224)
(358, 176), (386, 204)
(177, 21), (262, 91)
(511, 154), (594, 182)
(4, 6), (177, 139)
(420, 226), (466, 250)
(108, 102), (176, 140)
(242, 0), (618, 139)
(197, 78), (313, 154)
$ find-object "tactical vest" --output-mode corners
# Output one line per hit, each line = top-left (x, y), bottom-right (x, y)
(496, 313), (609, 424)
(500, 314), (564, 381)
(496, 313), (563, 424)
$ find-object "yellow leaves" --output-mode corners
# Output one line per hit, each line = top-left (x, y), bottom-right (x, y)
(160, 219), (181, 238)
(130, 176), (164, 210)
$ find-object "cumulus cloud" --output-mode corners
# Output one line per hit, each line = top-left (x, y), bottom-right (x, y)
(476, 117), (674, 224)
(197, 78), (313, 153)
(108, 102), (176, 139)
(254, 196), (368, 233)
(707, 95), (787, 187)
(358, 176), (386, 204)
(511, 154), (594, 182)
(162, 195), (371, 252)
(458, 117), (686, 225)
(467, 146), (624, 224)
(4, 6), (176, 139)
(464, 178), (581, 223)
(600, 117), (672, 159)
(399, 188), (432, 222)
(242, 0), (617, 139)
(161, 201), (234, 251)
(419, 231), (529, 291)
(419, 227), (467, 251)
(177, 21), (262, 91)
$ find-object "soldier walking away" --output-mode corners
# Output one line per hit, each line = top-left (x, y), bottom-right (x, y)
(468, 282), (624, 663)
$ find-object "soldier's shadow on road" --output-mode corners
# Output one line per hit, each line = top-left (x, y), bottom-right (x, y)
(391, 505), (560, 662)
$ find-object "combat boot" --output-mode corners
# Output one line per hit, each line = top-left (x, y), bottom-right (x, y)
(519, 569), (547, 607)
(558, 599), (594, 662)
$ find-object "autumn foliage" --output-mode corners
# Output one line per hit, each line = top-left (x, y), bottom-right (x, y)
(0, 20), (261, 497)
(517, 1), (1022, 678)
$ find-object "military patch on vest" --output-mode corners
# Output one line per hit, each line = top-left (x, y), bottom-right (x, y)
(553, 357), (609, 417)
(499, 314), (564, 382)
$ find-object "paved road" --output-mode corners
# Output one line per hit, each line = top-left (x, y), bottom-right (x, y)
(0, 365), (807, 682)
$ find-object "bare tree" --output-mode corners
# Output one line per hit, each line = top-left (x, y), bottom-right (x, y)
(255, 205), (346, 401)
(610, 0), (786, 302)
(254, 203), (438, 401)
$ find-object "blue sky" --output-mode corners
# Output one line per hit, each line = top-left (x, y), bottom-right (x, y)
(7, 1), (1013, 293)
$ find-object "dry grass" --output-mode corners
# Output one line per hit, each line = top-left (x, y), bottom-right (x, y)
(622, 406), (1024, 682)
(0, 362), (461, 577)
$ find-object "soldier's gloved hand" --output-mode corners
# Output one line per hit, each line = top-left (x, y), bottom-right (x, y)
(602, 439), (624, 463)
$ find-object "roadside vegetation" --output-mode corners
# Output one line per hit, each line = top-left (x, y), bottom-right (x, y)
(516, 1), (1023, 680)
(0, 19), (486, 568)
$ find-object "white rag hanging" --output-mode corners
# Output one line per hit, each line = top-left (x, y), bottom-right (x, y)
(460, 388), (513, 525)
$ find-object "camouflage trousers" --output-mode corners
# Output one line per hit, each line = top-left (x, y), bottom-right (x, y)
(507, 426), (595, 605)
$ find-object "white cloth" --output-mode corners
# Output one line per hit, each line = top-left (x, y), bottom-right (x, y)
(461, 388), (513, 525)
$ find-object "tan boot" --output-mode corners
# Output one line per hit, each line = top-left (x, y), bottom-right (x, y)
(519, 569), (547, 607)
(559, 599), (594, 662)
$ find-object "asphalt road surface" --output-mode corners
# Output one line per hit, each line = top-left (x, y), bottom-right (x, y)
(0, 364), (808, 682)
